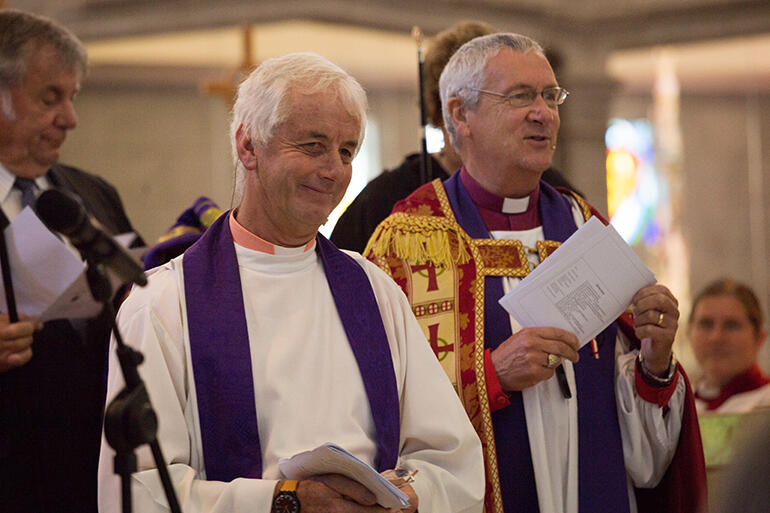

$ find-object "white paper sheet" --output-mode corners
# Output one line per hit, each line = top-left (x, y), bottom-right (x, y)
(278, 443), (410, 509)
(0, 207), (143, 321)
(498, 217), (655, 347)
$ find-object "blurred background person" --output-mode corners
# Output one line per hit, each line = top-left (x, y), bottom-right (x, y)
(690, 278), (770, 414)
(330, 20), (494, 253)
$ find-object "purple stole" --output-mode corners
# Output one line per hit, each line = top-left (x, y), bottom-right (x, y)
(444, 174), (630, 513)
(182, 212), (400, 481)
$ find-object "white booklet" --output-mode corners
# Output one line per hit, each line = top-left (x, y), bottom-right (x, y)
(498, 217), (655, 347)
(278, 443), (410, 509)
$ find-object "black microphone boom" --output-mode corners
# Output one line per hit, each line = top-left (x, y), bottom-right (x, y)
(35, 188), (147, 287)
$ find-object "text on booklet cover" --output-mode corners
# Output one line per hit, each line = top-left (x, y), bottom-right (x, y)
(498, 217), (655, 347)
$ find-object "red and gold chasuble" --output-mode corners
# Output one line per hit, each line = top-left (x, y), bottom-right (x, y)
(365, 178), (592, 513)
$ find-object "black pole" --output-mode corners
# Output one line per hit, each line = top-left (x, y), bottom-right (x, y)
(0, 214), (19, 322)
(87, 257), (183, 513)
(413, 26), (432, 186)
(104, 311), (183, 513)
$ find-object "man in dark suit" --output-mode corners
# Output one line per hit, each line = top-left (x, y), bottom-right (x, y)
(0, 9), (141, 513)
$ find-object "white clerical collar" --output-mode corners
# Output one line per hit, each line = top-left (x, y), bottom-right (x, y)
(695, 381), (721, 400)
(501, 196), (530, 214)
(458, 167), (537, 217)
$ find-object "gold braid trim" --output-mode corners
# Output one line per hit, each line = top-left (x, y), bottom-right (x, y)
(467, 240), (505, 513)
(536, 240), (560, 262)
(365, 213), (471, 268)
(367, 179), (507, 512)
(563, 189), (593, 222)
(433, 181), (505, 512)
(157, 225), (201, 243)
(200, 206), (225, 228)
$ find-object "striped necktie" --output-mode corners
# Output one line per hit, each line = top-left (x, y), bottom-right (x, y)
(14, 177), (38, 209)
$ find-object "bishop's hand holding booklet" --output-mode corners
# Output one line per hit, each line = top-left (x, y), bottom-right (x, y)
(278, 443), (411, 509)
(499, 216), (656, 348)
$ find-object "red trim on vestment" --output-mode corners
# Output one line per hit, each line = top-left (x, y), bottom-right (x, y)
(484, 349), (511, 412)
(635, 363), (681, 408)
(695, 364), (770, 411)
(635, 367), (708, 513)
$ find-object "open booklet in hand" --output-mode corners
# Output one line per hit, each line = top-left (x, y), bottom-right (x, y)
(278, 443), (410, 509)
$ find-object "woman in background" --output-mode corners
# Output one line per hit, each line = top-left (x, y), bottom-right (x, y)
(690, 278), (770, 413)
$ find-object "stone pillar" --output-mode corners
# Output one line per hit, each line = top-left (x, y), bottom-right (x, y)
(553, 44), (617, 215)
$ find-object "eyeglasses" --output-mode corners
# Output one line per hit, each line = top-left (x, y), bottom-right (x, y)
(470, 86), (570, 108)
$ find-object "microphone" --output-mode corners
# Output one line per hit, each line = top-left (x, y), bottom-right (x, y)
(35, 188), (148, 287)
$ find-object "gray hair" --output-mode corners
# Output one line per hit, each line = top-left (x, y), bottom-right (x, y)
(0, 9), (88, 88)
(230, 52), (367, 203)
(439, 33), (545, 149)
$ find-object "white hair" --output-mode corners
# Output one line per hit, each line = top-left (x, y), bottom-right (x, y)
(229, 52), (368, 203)
(439, 33), (545, 150)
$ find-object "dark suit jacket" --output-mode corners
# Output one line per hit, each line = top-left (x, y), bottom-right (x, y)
(0, 163), (141, 513)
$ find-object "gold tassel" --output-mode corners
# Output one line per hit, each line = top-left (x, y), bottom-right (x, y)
(365, 214), (470, 268)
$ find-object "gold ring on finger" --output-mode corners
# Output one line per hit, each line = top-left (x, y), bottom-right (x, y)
(546, 353), (559, 369)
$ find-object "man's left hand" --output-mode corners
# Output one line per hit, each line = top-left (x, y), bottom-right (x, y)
(381, 469), (418, 513)
(392, 484), (417, 513)
(0, 314), (38, 373)
(631, 284), (679, 375)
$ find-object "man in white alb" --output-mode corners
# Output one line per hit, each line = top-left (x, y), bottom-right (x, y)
(96, 52), (484, 513)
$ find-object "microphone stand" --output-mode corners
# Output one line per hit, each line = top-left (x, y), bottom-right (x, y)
(84, 257), (182, 513)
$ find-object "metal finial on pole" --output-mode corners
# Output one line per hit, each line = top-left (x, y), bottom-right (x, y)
(412, 26), (432, 185)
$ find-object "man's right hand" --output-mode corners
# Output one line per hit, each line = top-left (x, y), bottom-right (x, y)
(490, 327), (580, 391)
(0, 313), (37, 373)
(296, 474), (390, 512)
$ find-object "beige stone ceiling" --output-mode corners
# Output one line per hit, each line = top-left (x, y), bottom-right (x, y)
(608, 33), (770, 93)
(84, 21), (419, 90)
(7, 0), (770, 92)
(22, 0), (770, 47)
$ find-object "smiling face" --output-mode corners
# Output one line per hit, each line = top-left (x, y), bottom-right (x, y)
(0, 44), (80, 178)
(236, 87), (361, 246)
(689, 294), (767, 390)
(452, 48), (560, 197)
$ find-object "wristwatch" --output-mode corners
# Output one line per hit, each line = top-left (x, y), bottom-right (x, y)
(272, 480), (300, 513)
(637, 352), (677, 387)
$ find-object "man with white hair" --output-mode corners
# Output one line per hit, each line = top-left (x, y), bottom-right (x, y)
(0, 9), (141, 513)
(97, 52), (484, 513)
(366, 33), (706, 513)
